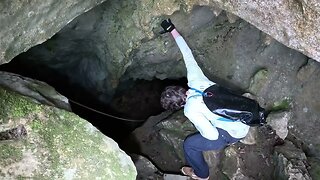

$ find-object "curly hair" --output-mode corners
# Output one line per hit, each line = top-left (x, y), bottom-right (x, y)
(160, 86), (187, 110)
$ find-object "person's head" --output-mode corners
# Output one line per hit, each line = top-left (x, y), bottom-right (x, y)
(160, 86), (187, 110)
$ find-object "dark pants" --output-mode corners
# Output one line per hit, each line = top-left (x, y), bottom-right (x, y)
(183, 128), (241, 178)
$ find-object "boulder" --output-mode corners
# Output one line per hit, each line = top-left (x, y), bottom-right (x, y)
(0, 87), (137, 179)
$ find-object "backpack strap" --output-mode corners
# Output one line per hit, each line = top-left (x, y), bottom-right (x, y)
(189, 87), (213, 97)
(216, 117), (237, 122)
(190, 87), (238, 123)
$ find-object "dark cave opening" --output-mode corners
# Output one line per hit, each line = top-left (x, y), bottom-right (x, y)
(0, 55), (188, 145)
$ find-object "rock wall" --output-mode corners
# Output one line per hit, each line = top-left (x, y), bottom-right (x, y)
(0, 0), (319, 66)
(207, 0), (320, 62)
(0, 0), (107, 65)
(0, 1), (320, 179)
(2, 0), (320, 161)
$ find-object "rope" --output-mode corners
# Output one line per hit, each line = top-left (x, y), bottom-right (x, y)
(68, 99), (145, 123)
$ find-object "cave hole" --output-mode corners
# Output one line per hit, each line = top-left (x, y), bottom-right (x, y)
(0, 0), (192, 148)
(0, 55), (188, 144)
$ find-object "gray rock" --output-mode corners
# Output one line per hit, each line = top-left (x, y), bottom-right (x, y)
(192, 0), (320, 61)
(1, 0), (320, 179)
(268, 111), (292, 140)
(131, 154), (163, 180)
(274, 140), (311, 180)
(0, 71), (71, 111)
(240, 127), (258, 145)
(0, 0), (107, 64)
(163, 174), (189, 180)
(0, 87), (137, 179)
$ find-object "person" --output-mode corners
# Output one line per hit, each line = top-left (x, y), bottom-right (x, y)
(160, 19), (250, 180)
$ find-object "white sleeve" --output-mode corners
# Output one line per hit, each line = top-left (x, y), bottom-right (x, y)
(174, 36), (211, 83)
(184, 108), (219, 140)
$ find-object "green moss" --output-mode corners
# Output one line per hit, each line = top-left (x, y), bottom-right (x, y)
(30, 108), (136, 178)
(30, 118), (42, 131)
(0, 89), (41, 120)
(0, 144), (23, 159)
(16, 175), (25, 180)
(270, 98), (291, 112)
(0, 143), (23, 166)
(31, 119), (60, 173)
(0, 90), (10, 121)
(0, 88), (136, 179)
(249, 68), (269, 94)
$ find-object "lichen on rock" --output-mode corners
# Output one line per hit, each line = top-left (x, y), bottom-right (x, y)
(0, 88), (137, 179)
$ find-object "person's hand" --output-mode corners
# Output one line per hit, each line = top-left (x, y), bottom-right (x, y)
(160, 18), (175, 34)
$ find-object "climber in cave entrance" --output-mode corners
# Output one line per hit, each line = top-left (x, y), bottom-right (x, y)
(159, 19), (251, 180)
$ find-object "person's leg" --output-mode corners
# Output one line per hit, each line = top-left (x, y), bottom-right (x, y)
(183, 128), (240, 178)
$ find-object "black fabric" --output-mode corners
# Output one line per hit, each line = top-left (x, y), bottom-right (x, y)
(160, 19), (175, 34)
(203, 85), (266, 126)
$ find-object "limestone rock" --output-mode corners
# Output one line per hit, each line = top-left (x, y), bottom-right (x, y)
(274, 140), (311, 180)
(222, 126), (278, 180)
(297, 59), (318, 81)
(0, 71), (71, 111)
(240, 127), (258, 145)
(164, 174), (189, 180)
(0, 88), (137, 179)
(123, 110), (192, 172)
(131, 154), (163, 180)
(0, 0), (107, 65)
(206, 0), (320, 61)
(248, 69), (269, 95)
(268, 111), (292, 140)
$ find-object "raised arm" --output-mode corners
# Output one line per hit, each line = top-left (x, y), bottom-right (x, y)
(161, 19), (211, 85)
(161, 19), (218, 140)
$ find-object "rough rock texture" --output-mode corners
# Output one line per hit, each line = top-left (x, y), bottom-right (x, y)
(149, 0), (320, 61)
(124, 110), (289, 179)
(130, 154), (164, 180)
(0, 88), (137, 179)
(0, 71), (71, 111)
(206, 0), (320, 62)
(1, 0), (320, 179)
(274, 141), (312, 180)
(268, 111), (291, 140)
(1, 0), (319, 66)
(122, 111), (195, 176)
(0, 0), (106, 64)
(131, 153), (191, 180)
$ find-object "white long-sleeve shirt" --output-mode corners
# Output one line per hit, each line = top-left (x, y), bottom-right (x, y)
(172, 33), (250, 140)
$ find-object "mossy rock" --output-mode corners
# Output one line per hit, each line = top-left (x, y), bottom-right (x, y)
(0, 88), (137, 179)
